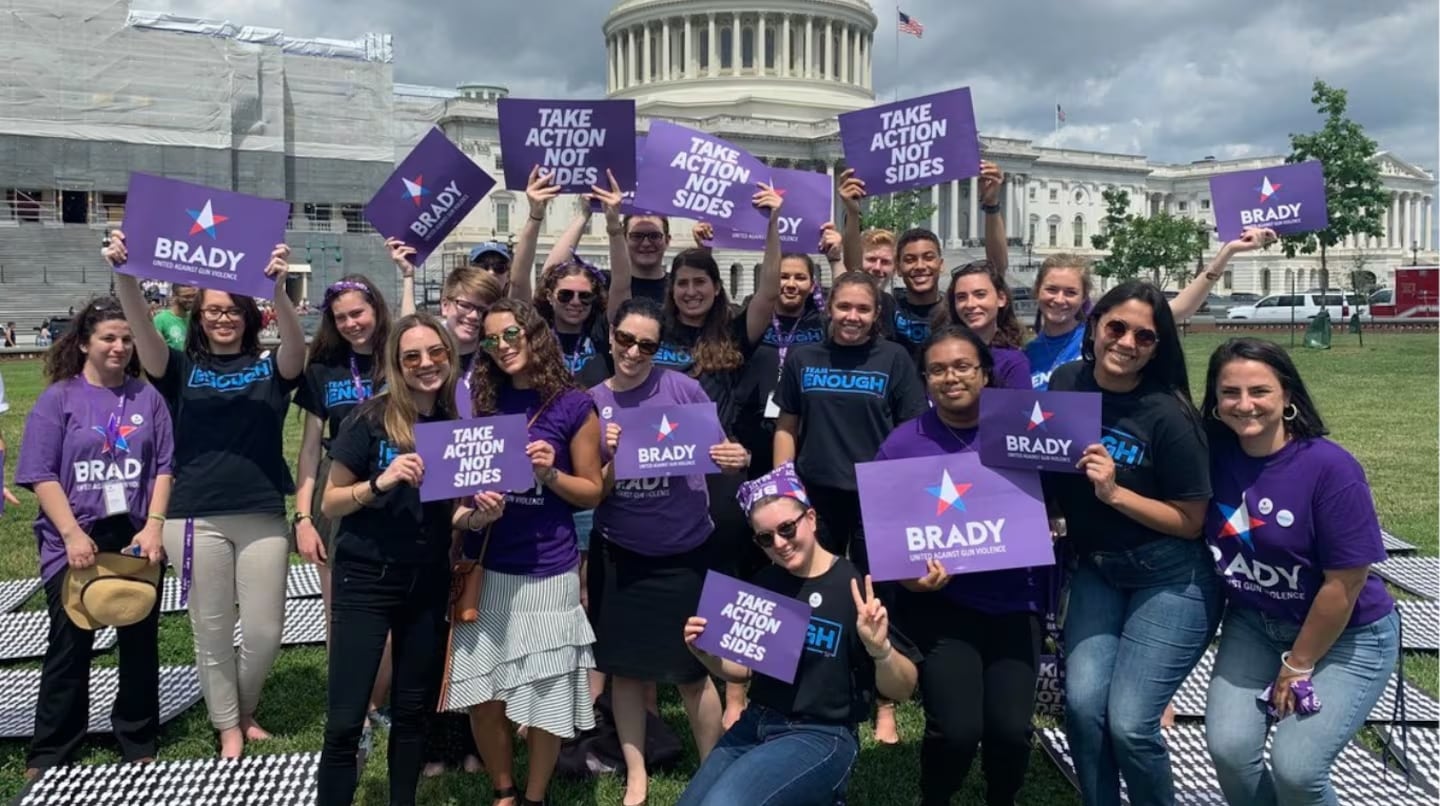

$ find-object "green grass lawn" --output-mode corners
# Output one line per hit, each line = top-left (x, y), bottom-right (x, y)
(0, 330), (1433, 804)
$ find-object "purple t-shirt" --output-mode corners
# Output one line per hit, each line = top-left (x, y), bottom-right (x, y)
(991, 346), (1033, 390)
(476, 386), (596, 577)
(16, 377), (175, 582)
(873, 408), (1044, 615)
(1206, 436), (1394, 627)
(591, 368), (714, 556)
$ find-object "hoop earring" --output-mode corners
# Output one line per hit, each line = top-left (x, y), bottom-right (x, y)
(1283, 404), (1298, 422)
(1209, 406), (1220, 420)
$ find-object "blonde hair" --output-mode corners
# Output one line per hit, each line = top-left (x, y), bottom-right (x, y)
(1034, 254), (1095, 325)
(442, 266), (504, 304)
(861, 229), (895, 253)
(372, 313), (459, 452)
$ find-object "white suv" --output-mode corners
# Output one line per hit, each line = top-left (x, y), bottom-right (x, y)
(1226, 291), (1357, 321)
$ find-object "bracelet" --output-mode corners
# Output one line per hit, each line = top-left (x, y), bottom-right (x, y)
(529, 213), (544, 222)
(147, 514), (166, 523)
(867, 640), (894, 662)
(368, 476), (384, 498)
(466, 509), (484, 531)
(1204, 271), (1223, 281)
(350, 485), (365, 507)
(1280, 651), (1314, 675)
(981, 203), (1002, 215)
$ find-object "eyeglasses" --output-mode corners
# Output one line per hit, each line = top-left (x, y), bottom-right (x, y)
(556, 289), (596, 305)
(925, 362), (982, 380)
(480, 325), (524, 353)
(627, 231), (665, 244)
(1102, 319), (1159, 349)
(400, 344), (450, 369)
(612, 329), (660, 356)
(200, 307), (243, 322)
(752, 509), (810, 549)
(472, 257), (510, 274)
(447, 297), (489, 319)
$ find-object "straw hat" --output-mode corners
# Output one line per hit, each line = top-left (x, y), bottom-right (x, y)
(62, 553), (162, 630)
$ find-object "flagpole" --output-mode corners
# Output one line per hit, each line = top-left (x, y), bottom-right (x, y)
(1054, 98), (1059, 135)
(894, 1), (901, 102)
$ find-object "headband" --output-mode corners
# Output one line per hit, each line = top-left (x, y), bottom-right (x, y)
(560, 249), (608, 288)
(736, 462), (810, 517)
(323, 280), (372, 308)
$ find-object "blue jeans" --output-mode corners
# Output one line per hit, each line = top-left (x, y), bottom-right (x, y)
(1205, 606), (1399, 806)
(1063, 538), (1222, 806)
(676, 704), (858, 806)
(574, 509), (594, 552)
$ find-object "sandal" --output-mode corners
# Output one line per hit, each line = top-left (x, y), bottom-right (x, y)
(492, 786), (519, 806)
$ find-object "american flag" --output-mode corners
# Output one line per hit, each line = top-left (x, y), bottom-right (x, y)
(898, 10), (924, 38)
(1056, 103), (1067, 123)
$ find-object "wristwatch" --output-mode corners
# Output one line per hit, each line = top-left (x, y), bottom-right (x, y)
(981, 203), (1002, 215)
(368, 475), (385, 498)
(291, 512), (312, 527)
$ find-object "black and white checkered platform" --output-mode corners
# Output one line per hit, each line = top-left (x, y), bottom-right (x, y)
(1375, 556), (1440, 601)
(0, 577), (40, 613)
(1376, 726), (1440, 795)
(1170, 647), (1440, 724)
(233, 598), (327, 648)
(1382, 529), (1419, 554)
(0, 665), (200, 739)
(17, 751), (320, 805)
(159, 564), (323, 613)
(1038, 724), (1434, 805)
(0, 610), (116, 662)
(1397, 600), (1440, 652)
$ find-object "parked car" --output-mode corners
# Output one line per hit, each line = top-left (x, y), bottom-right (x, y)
(1198, 293), (1230, 315)
(1226, 292), (1363, 321)
(1228, 292), (1261, 304)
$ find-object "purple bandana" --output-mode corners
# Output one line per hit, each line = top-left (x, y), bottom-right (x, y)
(323, 280), (372, 309)
(736, 462), (810, 516)
(1258, 679), (1322, 718)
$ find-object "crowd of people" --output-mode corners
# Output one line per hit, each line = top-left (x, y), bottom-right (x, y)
(9, 158), (1402, 806)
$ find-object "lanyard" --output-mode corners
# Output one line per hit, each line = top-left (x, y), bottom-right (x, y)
(100, 388), (128, 455)
(770, 312), (805, 373)
(348, 354), (371, 402)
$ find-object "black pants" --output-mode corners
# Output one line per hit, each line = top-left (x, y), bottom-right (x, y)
(911, 602), (1042, 806)
(28, 519), (160, 770)
(317, 556), (449, 806)
(807, 484), (869, 574)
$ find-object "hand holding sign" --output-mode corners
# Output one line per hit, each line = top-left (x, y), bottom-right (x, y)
(462, 490), (507, 532)
(819, 222), (843, 261)
(708, 441), (750, 475)
(262, 244), (290, 293)
(1226, 227), (1278, 255)
(754, 182), (784, 217)
(838, 168), (866, 215)
(1076, 444), (1119, 505)
(588, 169), (625, 221)
(386, 238), (417, 278)
(692, 221), (714, 248)
(525, 166), (562, 219)
(979, 161), (1003, 206)
(378, 453), (425, 492)
(850, 574), (891, 657)
(103, 229), (129, 267)
(900, 558), (952, 594)
(526, 440), (558, 484)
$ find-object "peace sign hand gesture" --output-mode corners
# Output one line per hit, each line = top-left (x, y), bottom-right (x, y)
(850, 574), (891, 658)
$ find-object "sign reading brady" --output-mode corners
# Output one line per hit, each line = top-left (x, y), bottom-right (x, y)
(498, 99), (637, 193)
(118, 173), (289, 299)
(707, 165), (831, 251)
(856, 451), (1053, 582)
(612, 402), (725, 480)
(1209, 161), (1329, 241)
(365, 127), (496, 266)
(838, 86), (982, 195)
(693, 571), (810, 684)
(978, 388), (1100, 474)
(632, 121), (769, 236)
(413, 414), (534, 501)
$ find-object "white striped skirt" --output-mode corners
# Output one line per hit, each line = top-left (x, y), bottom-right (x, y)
(441, 568), (597, 739)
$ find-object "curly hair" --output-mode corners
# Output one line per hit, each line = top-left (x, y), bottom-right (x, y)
(469, 298), (580, 416)
(533, 257), (608, 332)
(45, 296), (140, 385)
(663, 248), (744, 375)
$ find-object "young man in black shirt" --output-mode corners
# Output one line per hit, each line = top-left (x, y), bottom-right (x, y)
(678, 464), (917, 806)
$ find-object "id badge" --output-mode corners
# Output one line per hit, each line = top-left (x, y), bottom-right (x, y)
(103, 482), (128, 516)
(763, 391), (780, 419)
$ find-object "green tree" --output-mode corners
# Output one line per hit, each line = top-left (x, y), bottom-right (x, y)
(1281, 79), (1389, 292)
(860, 189), (938, 234)
(1090, 188), (1209, 286)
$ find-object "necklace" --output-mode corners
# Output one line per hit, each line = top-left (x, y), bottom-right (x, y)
(937, 415), (978, 448)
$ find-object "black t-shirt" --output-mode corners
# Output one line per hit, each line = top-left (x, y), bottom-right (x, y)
(294, 352), (377, 441)
(150, 348), (299, 517)
(652, 318), (752, 437)
(1046, 362), (1212, 554)
(327, 405), (454, 566)
(630, 275), (668, 304)
(556, 318), (612, 389)
(733, 303), (827, 474)
(747, 557), (916, 726)
(775, 338), (928, 491)
(884, 292), (940, 358)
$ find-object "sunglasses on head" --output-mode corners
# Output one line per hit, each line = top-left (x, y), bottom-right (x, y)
(1103, 319), (1158, 349)
(400, 343), (450, 369)
(480, 325), (524, 353)
(556, 289), (595, 305)
(752, 509), (810, 549)
(612, 329), (660, 356)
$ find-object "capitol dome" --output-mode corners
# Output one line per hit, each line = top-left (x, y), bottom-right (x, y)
(602, 0), (878, 122)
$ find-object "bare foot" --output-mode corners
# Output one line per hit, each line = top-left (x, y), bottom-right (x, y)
(239, 716), (272, 742)
(422, 761), (446, 778)
(463, 754), (484, 774)
(873, 703), (900, 745)
(219, 726), (244, 759)
(722, 706), (743, 731)
(623, 780), (649, 806)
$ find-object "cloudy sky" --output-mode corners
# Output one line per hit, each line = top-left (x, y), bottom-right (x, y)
(144, 0), (1438, 170)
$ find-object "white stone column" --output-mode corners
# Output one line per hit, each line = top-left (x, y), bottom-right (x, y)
(1389, 193), (1399, 248)
(866, 35), (874, 88)
(605, 37), (614, 91)
(949, 181), (961, 244)
(1426, 197), (1434, 250)
(684, 17), (693, 78)
(708, 15), (717, 78)
(757, 13), (766, 76)
(929, 184), (940, 233)
(804, 17), (813, 78)
(781, 15), (791, 77)
(626, 28), (636, 86)
(662, 19), (671, 81)
(968, 177), (980, 240)
(731, 12), (741, 75)
(823, 20), (832, 80)
(840, 25), (849, 84)
(642, 24), (651, 83)
(826, 161), (837, 223)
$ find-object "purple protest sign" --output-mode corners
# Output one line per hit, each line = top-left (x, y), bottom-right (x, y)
(838, 87), (982, 195)
(856, 451), (1054, 583)
(632, 121), (770, 238)
(611, 402), (725, 480)
(498, 99), (637, 194)
(413, 414), (534, 501)
(707, 165), (833, 252)
(364, 127), (496, 266)
(978, 388), (1101, 474)
(117, 173), (289, 299)
(693, 570), (810, 684)
(589, 135), (665, 217)
(1209, 161), (1329, 241)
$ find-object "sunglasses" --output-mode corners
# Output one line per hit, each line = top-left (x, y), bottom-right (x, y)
(752, 509), (810, 549)
(480, 324), (524, 353)
(400, 343), (450, 369)
(472, 257), (510, 274)
(1102, 319), (1158, 349)
(556, 289), (596, 305)
(627, 231), (665, 244)
(612, 328), (660, 356)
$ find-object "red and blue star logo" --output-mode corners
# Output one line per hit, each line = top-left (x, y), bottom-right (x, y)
(1026, 400), (1055, 431)
(1255, 176), (1282, 204)
(93, 413), (139, 456)
(655, 413), (678, 442)
(401, 175), (430, 207)
(1215, 496), (1265, 551)
(926, 469), (972, 516)
(186, 200), (229, 239)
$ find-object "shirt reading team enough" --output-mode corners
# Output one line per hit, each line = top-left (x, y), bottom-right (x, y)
(1205, 435), (1394, 627)
(149, 348), (299, 518)
(775, 337), (928, 491)
(591, 368), (714, 557)
(16, 376), (175, 583)
(294, 351), (376, 441)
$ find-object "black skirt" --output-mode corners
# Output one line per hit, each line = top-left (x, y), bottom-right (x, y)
(588, 535), (711, 684)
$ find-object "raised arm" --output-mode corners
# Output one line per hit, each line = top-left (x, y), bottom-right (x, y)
(745, 182), (786, 345)
(510, 166), (561, 302)
(838, 169), (866, 271)
(590, 170), (632, 318)
(385, 238), (417, 317)
(980, 161), (1009, 273)
(267, 245), (306, 381)
(104, 230), (169, 379)
(543, 198), (595, 271)
(1170, 227), (1276, 321)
